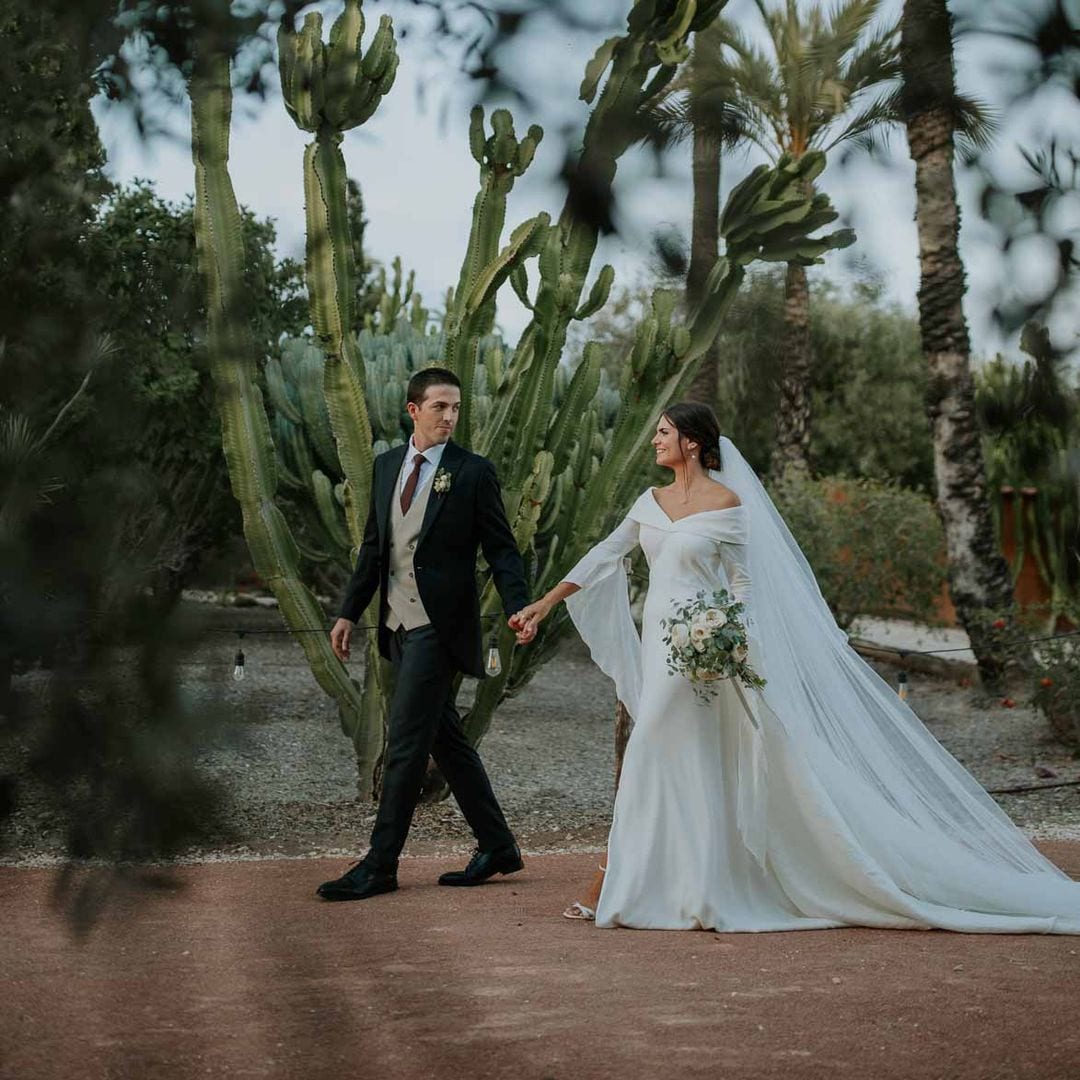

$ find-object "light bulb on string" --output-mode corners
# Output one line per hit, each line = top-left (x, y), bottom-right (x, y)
(485, 636), (502, 677)
(233, 632), (246, 682)
(897, 667), (908, 701)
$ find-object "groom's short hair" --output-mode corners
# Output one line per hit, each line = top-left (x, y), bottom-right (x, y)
(408, 367), (461, 406)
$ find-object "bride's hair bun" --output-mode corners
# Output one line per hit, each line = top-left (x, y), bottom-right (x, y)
(661, 402), (723, 471)
(701, 444), (723, 470)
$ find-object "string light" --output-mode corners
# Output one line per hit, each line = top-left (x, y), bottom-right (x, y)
(232, 632), (245, 681)
(485, 635), (503, 677)
(205, 610), (1079, 691)
(215, 614), (505, 680)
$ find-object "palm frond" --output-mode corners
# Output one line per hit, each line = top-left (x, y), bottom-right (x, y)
(817, 0), (881, 62)
(753, 0), (789, 66)
(692, 17), (757, 71)
(734, 42), (785, 121)
(0, 411), (37, 468)
(838, 23), (902, 94)
(636, 96), (693, 152)
(954, 95), (999, 158)
(817, 84), (903, 154)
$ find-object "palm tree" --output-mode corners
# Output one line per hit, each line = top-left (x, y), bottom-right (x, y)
(900, 0), (1017, 684)
(650, 26), (750, 407)
(684, 0), (901, 474)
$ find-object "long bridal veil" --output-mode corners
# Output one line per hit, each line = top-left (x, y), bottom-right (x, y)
(714, 434), (1070, 880)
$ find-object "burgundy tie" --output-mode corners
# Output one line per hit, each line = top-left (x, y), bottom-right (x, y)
(400, 453), (426, 515)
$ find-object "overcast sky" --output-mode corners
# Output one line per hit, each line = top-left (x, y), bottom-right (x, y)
(91, 0), (1080, 363)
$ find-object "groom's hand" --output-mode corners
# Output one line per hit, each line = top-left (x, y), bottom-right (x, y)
(509, 610), (535, 645)
(330, 617), (354, 662)
(510, 599), (551, 645)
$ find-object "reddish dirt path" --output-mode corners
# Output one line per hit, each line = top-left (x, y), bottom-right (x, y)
(4, 844), (1080, 1080)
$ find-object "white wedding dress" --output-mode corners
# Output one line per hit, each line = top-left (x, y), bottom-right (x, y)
(563, 454), (1080, 934)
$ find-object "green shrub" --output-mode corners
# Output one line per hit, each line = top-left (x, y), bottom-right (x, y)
(1025, 601), (1080, 747)
(767, 470), (947, 630)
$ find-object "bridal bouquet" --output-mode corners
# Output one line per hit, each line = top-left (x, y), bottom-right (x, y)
(660, 589), (766, 703)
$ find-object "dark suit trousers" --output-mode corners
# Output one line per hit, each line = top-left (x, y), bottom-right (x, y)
(366, 623), (515, 870)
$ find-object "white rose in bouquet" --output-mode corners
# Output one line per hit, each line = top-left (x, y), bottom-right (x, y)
(703, 608), (727, 628)
(689, 624), (710, 652)
(670, 622), (691, 649)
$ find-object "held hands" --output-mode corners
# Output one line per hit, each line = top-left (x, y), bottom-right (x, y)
(330, 617), (354, 662)
(509, 599), (552, 645)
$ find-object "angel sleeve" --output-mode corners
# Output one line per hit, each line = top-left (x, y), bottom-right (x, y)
(718, 539), (754, 632)
(563, 515), (640, 589)
(563, 513), (644, 722)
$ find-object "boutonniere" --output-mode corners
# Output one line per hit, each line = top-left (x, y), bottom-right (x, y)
(432, 467), (452, 495)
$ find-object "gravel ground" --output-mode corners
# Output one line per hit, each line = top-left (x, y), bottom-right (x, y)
(4, 602), (1079, 865)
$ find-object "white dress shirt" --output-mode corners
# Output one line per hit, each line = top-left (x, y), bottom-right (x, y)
(397, 435), (448, 497)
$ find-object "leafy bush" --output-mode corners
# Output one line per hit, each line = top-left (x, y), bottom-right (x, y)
(716, 272), (935, 490)
(84, 181), (307, 598)
(767, 470), (947, 630)
(1024, 602), (1080, 747)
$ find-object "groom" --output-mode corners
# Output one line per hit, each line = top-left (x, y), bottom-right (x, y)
(320, 367), (536, 901)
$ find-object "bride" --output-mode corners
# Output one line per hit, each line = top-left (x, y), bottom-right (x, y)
(512, 403), (1080, 933)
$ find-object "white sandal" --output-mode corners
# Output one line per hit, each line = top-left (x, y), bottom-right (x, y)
(561, 901), (595, 921)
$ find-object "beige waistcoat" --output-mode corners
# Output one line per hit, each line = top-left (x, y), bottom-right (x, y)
(385, 469), (435, 632)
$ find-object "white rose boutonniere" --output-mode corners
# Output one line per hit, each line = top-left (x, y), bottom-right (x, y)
(432, 467), (452, 495)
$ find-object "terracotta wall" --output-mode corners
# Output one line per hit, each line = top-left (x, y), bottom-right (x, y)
(931, 486), (1074, 630)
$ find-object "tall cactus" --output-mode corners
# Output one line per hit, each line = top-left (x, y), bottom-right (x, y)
(278, 0), (398, 547)
(188, 43), (379, 791)
(278, 0), (401, 781)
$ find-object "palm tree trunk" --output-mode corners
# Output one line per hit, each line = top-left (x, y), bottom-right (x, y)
(771, 260), (812, 475)
(901, 0), (1014, 686)
(686, 123), (721, 406)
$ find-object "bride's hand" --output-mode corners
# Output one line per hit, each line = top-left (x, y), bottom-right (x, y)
(510, 599), (552, 642)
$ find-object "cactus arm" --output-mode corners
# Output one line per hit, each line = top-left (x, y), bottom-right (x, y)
(546, 344), (603, 475)
(509, 263), (534, 311)
(326, 0), (364, 124)
(313, 468), (352, 551)
(264, 356), (303, 425)
(443, 109), (546, 447)
(573, 264), (615, 321)
(580, 35), (622, 104)
(302, 135), (373, 545)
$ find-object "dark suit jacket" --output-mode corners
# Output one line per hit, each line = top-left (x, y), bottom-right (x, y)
(338, 439), (530, 678)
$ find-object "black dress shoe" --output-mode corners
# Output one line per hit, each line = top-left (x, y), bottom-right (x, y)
(438, 843), (523, 887)
(317, 860), (398, 902)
